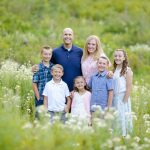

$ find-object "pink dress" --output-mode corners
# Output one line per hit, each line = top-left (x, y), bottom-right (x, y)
(71, 91), (91, 120)
(82, 53), (109, 83)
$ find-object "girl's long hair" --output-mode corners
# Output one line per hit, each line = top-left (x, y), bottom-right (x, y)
(113, 49), (128, 76)
(73, 76), (90, 92)
(82, 35), (104, 61)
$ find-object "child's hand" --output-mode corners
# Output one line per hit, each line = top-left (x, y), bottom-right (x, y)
(70, 91), (74, 99)
(106, 71), (113, 78)
(32, 65), (39, 73)
(64, 106), (69, 113)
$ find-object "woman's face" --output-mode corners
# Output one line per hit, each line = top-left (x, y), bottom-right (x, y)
(87, 39), (97, 54)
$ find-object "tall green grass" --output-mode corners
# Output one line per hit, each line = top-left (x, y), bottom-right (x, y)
(0, 60), (150, 150)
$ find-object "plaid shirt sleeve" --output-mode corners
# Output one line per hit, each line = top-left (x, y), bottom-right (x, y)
(32, 72), (39, 83)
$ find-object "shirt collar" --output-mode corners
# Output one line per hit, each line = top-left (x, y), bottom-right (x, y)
(96, 70), (107, 77)
(51, 78), (63, 84)
(40, 61), (52, 69)
(62, 44), (73, 51)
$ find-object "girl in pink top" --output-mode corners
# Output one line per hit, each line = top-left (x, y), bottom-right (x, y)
(71, 76), (91, 123)
(82, 35), (111, 83)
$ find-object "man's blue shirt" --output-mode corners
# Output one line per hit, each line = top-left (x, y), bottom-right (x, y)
(51, 44), (83, 91)
(32, 62), (53, 105)
(88, 70), (114, 109)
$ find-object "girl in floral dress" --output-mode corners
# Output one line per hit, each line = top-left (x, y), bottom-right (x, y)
(113, 49), (133, 136)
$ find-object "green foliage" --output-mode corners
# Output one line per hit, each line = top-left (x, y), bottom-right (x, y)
(0, 0), (150, 149)
(0, 0), (150, 75)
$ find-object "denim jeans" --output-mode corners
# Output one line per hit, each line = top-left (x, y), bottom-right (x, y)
(49, 111), (66, 124)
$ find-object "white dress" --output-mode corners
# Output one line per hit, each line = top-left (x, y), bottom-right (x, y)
(113, 67), (133, 136)
(71, 91), (91, 121)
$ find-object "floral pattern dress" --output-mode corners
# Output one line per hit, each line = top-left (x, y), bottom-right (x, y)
(113, 67), (133, 136)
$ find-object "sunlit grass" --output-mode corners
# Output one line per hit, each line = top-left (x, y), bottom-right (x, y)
(0, 60), (150, 150)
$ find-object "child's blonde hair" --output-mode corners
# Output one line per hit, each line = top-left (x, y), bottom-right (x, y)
(51, 64), (64, 72)
(41, 46), (53, 54)
(82, 35), (104, 61)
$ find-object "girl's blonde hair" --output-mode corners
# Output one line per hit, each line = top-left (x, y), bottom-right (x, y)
(113, 49), (129, 76)
(82, 35), (104, 61)
(73, 76), (90, 92)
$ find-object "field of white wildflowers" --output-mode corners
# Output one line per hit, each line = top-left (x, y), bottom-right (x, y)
(0, 60), (150, 150)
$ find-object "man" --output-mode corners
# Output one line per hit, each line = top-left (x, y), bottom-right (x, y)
(51, 28), (83, 91)
(32, 28), (83, 91)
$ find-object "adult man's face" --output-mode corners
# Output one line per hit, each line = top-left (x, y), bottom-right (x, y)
(62, 28), (74, 45)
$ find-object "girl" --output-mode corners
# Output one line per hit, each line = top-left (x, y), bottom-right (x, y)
(82, 35), (111, 84)
(113, 49), (133, 136)
(71, 76), (91, 123)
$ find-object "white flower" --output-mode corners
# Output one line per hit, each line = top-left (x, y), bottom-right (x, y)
(146, 128), (150, 134)
(134, 136), (141, 143)
(22, 122), (33, 129)
(104, 112), (114, 120)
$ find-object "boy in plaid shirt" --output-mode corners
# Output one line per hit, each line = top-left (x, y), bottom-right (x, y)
(32, 46), (53, 108)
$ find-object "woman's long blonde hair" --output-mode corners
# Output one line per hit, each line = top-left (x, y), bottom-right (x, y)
(82, 35), (104, 61)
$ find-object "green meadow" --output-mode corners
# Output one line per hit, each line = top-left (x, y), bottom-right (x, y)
(0, 0), (150, 149)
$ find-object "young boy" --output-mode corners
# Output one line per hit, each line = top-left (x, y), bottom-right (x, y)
(88, 56), (114, 111)
(32, 46), (53, 108)
(43, 64), (71, 123)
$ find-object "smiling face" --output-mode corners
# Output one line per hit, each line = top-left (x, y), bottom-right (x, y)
(87, 39), (97, 54)
(62, 28), (74, 46)
(74, 77), (86, 91)
(41, 48), (52, 63)
(97, 57), (108, 72)
(51, 67), (64, 82)
(114, 50), (125, 66)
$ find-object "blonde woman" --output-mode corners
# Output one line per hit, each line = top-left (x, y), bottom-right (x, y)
(82, 35), (111, 83)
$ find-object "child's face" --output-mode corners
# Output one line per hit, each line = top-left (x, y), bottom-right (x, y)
(51, 68), (63, 81)
(41, 49), (52, 63)
(97, 58), (108, 72)
(87, 39), (97, 54)
(74, 77), (86, 91)
(114, 51), (125, 65)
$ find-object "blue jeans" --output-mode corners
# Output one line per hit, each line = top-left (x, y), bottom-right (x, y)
(49, 111), (66, 124)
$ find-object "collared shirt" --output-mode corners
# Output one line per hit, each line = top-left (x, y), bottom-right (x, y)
(32, 62), (53, 101)
(88, 70), (114, 109)
(51, 44), (83, 91)
(43, 79), (70, 112)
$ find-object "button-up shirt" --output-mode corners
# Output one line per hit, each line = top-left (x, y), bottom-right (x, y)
(88, 70), (114, 109)
(32, 62), (53, 101)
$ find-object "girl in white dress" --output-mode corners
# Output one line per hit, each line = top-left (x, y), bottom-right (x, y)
(113, 49), (133, 136)
(71, 76), (91, 123)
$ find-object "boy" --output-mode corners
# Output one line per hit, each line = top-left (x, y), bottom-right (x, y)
(88, 56), (114, 111)
(43, 64), (71, 123)
(32, 46), (53, 108)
